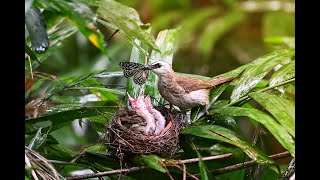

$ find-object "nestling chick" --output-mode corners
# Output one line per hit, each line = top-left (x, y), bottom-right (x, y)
(144, 95), (166, 135)
(127, 93), (156, 134)
(151, 61), (237, 113)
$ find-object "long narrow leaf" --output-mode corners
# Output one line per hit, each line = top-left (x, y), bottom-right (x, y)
(250, 91), (295, 137)
(230, 49), (294, 102)
(181, 125), (274, 164)
(212, 107), (295, 156)
(269, 60), (295, 86)
(145, 29), (178, 105)
(97, 0), (159, 51)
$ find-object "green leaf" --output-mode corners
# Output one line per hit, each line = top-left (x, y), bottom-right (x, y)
(269, 60), (295, 86)
(181, 125), (274, 164)
(97, 19), (151, 59)
(97, 0), (159, 51)
(25, 43), (40, 63)
(134, 155), (167, 173)
(198, 10), (246, 56)
(230, 49), (295, 102)
(250, 91), (295, 137)
(25, 104), (118, 126)
(126, 38), (147, 98)
(264, 36), (295, 49)
(197, 152), (209, 180)
(212, 107), (295, 156)
(146, 29), (178, 105)
(46, 0), (109, 56)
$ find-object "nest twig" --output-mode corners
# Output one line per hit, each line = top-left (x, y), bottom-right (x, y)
(105, 106), (184, 158)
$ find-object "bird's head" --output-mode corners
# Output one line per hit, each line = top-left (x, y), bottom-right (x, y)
(151, 61), (174, 76)
(127, 92), (148, 112)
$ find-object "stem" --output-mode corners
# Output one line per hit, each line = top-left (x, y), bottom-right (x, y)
(226, 78), (295, 107)
(209, 151), (290, 176)
(65, 153), (232, 180)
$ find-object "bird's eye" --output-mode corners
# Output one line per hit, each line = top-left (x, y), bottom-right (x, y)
(156, 63), (162, 68)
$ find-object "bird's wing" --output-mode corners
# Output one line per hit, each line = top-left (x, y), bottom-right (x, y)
(175, 74), (213, 93)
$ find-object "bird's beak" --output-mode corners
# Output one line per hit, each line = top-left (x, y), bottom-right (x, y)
(127, 92), (134, 101)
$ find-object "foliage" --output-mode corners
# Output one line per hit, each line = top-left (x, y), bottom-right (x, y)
(25, 0), (294, 179)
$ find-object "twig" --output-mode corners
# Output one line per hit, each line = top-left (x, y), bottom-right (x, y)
(209, 151), (291, 176)
(182, 164), (186, 180)
(65, 153), (232, 180)
(176, 153), (233, 165)
(66, 166), (146, 180)
(25, 154), (39, 180)
(171, 164), (199, 180)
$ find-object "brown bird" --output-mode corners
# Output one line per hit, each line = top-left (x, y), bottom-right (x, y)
(151, 61), (237, 113)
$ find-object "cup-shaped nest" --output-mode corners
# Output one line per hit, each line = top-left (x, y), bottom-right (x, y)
(105, 106), (184, 158)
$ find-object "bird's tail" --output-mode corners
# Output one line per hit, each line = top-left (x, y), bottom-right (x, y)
(209, 76), (238, 87)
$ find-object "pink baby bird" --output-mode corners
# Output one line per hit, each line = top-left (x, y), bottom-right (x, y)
(144, 95), (166, 135)
(127, 92), (156, 134)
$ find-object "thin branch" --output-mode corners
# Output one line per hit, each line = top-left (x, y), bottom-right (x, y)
(66, 152), (290, 180)
(174, 153), (232, 165)
(66, 166), (146, 180)
(25, 154), (39, 180)
(209, 151), (291, 176)
(182, 164), (186, 180)
(65, 153), (232, 180)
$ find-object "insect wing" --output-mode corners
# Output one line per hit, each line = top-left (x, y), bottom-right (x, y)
(118, 62), (144, 77)
(133, 70), (149, 85)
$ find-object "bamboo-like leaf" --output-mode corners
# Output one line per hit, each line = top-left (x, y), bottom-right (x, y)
(145, 29), (178, 105)
(134, 155), (166, 173)
(97, 0), (159, 51)
(230, 49), (295, 102)
(181, 125), (274, 164)
(126, 38), (147, 98)
(250, 91), (295, 137)
(197, 152), (209, 180)
(25, 105), (118, 125)
(212, 107), (295, 156)
(40, 0), (109, 56)
(270, 60), (295, 86)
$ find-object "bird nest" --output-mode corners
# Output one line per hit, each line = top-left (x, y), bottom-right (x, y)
(105, 106), (184, 158)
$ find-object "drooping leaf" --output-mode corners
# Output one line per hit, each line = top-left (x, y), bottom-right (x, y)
(134, 155), (167, 173)
(230, 49), (295, 102)
(269, 60), (295, 86)
(145, 29), (178, 105)
(39, 0), (109, 56)
(250, 91), (295, 137)
(212, 107), (295, 156)
(181, 125), (274, 164)
(25, 104), (118, 126)
(97, 0), (159, 51)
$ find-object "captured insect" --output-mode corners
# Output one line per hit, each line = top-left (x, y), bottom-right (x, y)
(118, 62), (159, 85)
